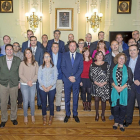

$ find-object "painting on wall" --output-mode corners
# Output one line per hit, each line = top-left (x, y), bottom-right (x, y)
(117, 0), (131, 14)
(55, 8), (73, 31)
(0, 0), (13, 13)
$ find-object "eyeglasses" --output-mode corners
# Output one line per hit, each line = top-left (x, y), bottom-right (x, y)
(132, 33), (139, 35)
(78, 43), (84, 44)
(13, 45), (19, 47)
(44, 56), (50, 59)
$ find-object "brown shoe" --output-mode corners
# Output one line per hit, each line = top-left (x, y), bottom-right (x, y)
(48, 116), (53, 126)
(43, 115), (47, 125)
(101, 114), (106, 122)
(7, 104), (11, 110)
(24, 116), (28, 125)
(31, 116), (35, 124)
(95, 114), (99, 121)
(87, 102), (91, 111)
(18, 104), (22, 109)
(83, 102), (87, 111)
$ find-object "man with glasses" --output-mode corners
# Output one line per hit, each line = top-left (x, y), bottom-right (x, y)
(132, 30), (140, 49)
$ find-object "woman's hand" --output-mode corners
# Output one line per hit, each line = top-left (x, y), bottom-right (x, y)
(46, 86), (52, 92)
(114, 85), (122, 93)
(27, 81), (33, 87)
(80, 82), (83, 86)
(42, 85), (47, 92)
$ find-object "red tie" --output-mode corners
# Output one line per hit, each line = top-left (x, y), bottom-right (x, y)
(88, 43), (90, 48)
(30, 43), (31, 47)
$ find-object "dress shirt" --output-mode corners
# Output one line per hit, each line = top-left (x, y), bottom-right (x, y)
(86, 42), (91, 46)
(13, 51), (24, 61)
(70, 51), (76, 59)
(112, 52), (116, 57)
(52, 52), (58, 66)
(129, 56), (138, 74)
(1, 45), (6, 55)
(119, 44), (123, 52)
(6, 56), (13, 70)
(54, 39), (59, 43)
(31, 46), (37, 55)
(28, 40), (30, 47)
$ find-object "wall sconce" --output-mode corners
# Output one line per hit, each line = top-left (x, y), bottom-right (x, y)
(85, 9), (103, 32)
(25, 8), (43, 32)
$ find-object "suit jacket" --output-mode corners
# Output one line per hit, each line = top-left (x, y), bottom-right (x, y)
(22, 41), (41, 53)
(47, 39), (65, 53)
(93, 40), (110, 50)
(50, 52), (62, 80)
(1, 45), (6, 55)
(84, 42), (96, 57)
(126, 55), (140, 93)
(0, 55), (21, 88)
(61, 52), (83, 83)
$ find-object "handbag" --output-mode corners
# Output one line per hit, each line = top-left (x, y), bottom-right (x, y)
(91, 82), (96, 96)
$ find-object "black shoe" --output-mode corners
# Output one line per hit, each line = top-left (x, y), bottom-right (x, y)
(73, 116), (80, 123)
(0, 122), (6, 128)
(113, 125), (118, 130)
(11, 120), (18, 125)
(38, 105), (42, 109)
(56, 106), (61, 112)
(123, 121), (131, 127)
(46, 105), (50, 111)
(120, 127), (125, 132)
(64, 116), (70, 123)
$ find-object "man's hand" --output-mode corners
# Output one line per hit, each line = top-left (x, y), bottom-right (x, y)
(18, 83), (20, 89)
(134, 80), (140, 86)
(69, 76), (76, 83)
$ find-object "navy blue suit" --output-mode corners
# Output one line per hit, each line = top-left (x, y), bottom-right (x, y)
(125, 55), (140, 123)
(93, 40), (110, 50)
(50, 52), (63, 80)
(22, 41), (41, 53)
(61, 52), (83, 116)
(47, 39), (65, 53)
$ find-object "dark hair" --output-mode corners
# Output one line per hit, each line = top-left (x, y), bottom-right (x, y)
(51, 42), (59, 48)
(78, 39), (84, 43)
(116, 33), (123, 39)
(82, 47), (90, 61)
(30, 36), (37, 41)
(128, 38), (136, 44)
(27, 29), (34, 34)
(114, 53), (127, 64)
(68, 40), (77, 46)
(13, 42), (20, 47)
(5, 44), (13, 50)
(94, 51), (105, 61)
(54, 30), (61, 34)
(42, 52), (54, 68)
(3, 35), (11, 40)
(111, 40), (119, 45)
(98, 31), (104, 36)
(129, 45), (139, 51)
(96, 40), (107, 52)
(42, 34), (48, 39)
(23, 48), (36, 66)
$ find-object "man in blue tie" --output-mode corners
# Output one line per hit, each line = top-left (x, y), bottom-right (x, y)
(61, 40), (83, 123)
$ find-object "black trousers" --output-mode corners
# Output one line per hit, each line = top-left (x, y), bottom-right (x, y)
(126, 84), (140, 123)
(8, 89), (23, 105)
(81, 87), (91, 102)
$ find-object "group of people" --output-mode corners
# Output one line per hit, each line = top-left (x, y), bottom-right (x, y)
(0, 29), (140, 132)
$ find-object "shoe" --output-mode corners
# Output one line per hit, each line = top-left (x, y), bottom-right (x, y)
(0, 122), (6, 128)
(83, 102), (87, 111)
(101, 114), (106, 122)
(18, 104), (22, 109)
(11, 120), (18, 125)
(46, 105), (50, 111)
(113, 123), (118, 130)
(73, 116), (80, 123)
(7, 104), (11, 110)
(56, 106), (61, 112)
(109, 115), (114, 120)
(95, 114), (99, 121)
(24, 117), (28, 125)
(87, 102), (91, 111)
(48, 116), (53, 125)
(31, 116), (35, 124)
(38, 105), (42, 109)
(123, 121), (131, 127)
(120, 127), (125, 131)
(43, 115), (47, 125)
(64, 116), (70, 123)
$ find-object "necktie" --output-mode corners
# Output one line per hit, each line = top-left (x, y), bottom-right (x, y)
(71, 54), (74, 66)
(30, 43), (31, 47)
(32, 47), (35, 56)
(88, 42), (90, 48)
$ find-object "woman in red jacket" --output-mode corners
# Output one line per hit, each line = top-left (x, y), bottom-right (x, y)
(80, 47), (92, 111)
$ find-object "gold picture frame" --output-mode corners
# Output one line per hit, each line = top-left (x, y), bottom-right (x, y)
(55, 8), (73, 31)
(0, 0), (13, 13)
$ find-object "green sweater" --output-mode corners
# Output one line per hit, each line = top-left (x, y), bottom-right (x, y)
(0, 55), (21, 88)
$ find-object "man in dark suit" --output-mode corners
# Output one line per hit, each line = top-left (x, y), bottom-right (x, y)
(124, 45), (140, 127)
(92, 31), (110, 50)
(50, 42), (63, 111)
(47, 30), (65, 53)
(61, 41), (83, 123)
(30, 36), (44, 109)
(0, 44), (21, 128)
(84, 33), (96, 56)
(132, 30), (140, 49)
(22, 29), (41, 53)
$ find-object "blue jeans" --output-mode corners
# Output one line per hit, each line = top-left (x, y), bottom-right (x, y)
(40, 88), (56, 116)
(20, 84), (36, 117)
(36, 81), (42, 106)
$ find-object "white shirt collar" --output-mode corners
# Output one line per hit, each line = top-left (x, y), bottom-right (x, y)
(70, 51), (76, 59)
(86, 42), (90, 45)
(28, 40), (30, 47)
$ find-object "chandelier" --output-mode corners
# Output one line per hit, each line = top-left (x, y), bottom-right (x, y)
(85, 9), (103, 32)
(25, 8), (42, 32)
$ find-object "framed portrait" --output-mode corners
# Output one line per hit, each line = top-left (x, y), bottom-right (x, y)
(55, 8), (73, 31)
(0, 0), (13, 13)
(117, 0), (131, 14)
